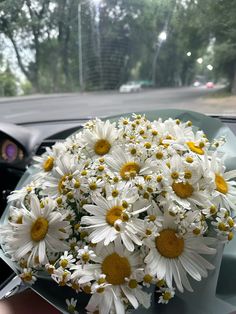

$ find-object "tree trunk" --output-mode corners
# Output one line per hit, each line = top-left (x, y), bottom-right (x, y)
(8, 32), (30, 81)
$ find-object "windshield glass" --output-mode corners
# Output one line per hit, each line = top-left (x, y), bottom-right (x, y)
(0, 0), (235, 123)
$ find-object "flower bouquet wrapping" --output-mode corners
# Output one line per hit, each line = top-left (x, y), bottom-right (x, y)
(1, 109), (236, 314)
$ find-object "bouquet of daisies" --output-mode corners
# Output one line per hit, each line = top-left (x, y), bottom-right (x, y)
(1, 112), (236, 314)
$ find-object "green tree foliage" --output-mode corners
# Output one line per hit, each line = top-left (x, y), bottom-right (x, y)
(0, 0), (236, 93)
(198, 0), (236, 93)
(0, 64), (17, 96)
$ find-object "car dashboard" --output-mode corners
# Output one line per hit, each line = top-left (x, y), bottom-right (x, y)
(0, 118), (89, 214)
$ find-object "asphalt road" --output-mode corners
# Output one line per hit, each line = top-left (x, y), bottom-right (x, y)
(0, 86), (226, 124)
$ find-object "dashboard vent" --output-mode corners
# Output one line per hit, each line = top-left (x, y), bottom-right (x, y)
(35, 139), (62, 155)
(34, 125), (83, 156)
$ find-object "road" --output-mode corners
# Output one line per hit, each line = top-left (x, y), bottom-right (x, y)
(0, 86), (231, 124)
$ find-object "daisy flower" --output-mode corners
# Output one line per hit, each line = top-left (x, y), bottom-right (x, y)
(105, 148), (154, 181)
(71, 240), (150, 314)
(59, 251), (76, 269)
(19, 268), (37, 285)
(77, 246), (96, 265)
(33, 148), (56, 176)
(4, 195), (70, 266)
(144, 212), (216, 292)
(44, 154), (85, 199)
(104, 181), (138, 203)
(7, 180), (41, 204)
(81, 193), (148, 251)
(66, 298), (79, 314)
(163, 174), (209, 210)
(82, 119), (118, 157)
(52, 267), (72, 286)
(205, 153), (236, 211)
(158, 287), (175, 304)
(212, 208), (235, 241)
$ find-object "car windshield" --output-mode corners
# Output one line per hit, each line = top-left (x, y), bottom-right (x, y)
(0, 0), (235, 123)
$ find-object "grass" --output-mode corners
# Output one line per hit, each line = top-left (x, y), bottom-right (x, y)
(205, 86), (232, 98)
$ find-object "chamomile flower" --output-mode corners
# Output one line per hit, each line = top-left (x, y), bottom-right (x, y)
(158, 287), (175, 304)
(77, 246), (96, 264)
(45, 263), (56, 275)
(71, 240), (150, 314)
(66, 298), (79, 314)
(33, 149), (56, 175)
(59, 251), (76, 269)
(68, 237), (80, 252)
(52, 267), (72, 286)
(164, 175), (209, 210)
(105, 181), (138, 203)
(7, 181), (41, 204)
(82, 119), (118, 157)
(212, 208), (235, 241)
(44, 154), (85, 199)
(206, 153), (236, 211)
(144, 212), (216, 292)
(19, 268), (37, 285)
(106, 148), (154, 181)
(3, 195), (70, 266)
(81, 194), (148, 251)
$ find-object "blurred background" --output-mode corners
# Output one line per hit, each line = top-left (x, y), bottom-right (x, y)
(0, 0), (235, 96)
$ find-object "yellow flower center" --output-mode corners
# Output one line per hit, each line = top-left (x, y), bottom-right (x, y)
(94, 139), (111, 155)
(43, 156), (54, 172)
(71, 282), (80, 290)
(16, 216), (23, 224)
(112, 189), (119, 197)
(157, 279), (165, 287)
(101, 252), (131, 285)
(21, 272), (33, 282)
(82, 253), (90, 263)
(163, 291), (172, 301)
(83, 285), (91, 294)
(58, 174), (70, 194)
(60, 259), (68, 268)
(148, 215), (156, 222)
(31, 217), (49, 242)
(120, 161), (140, 180)
(187, 142), (204, 155)
(129, 279), (138, 289)
(228, 217), (234, 228)
(215, 174), (228, 194)
(155, 229), (184, 258)
(172, 181), (193, 198)
(97, 287), (105, 293)
(106, 206), (124, 226)
(143, 274), (153, 283)
(171, 171), (179, 179)
(186, 156), (193, 163)
(228, 232), (234, 241)
(68, 305), (76, 313)
(184, 170), (192, 179)
(122, 200), (128, 208)
(156, 152), (163, 159)
(89, 183), (97, 190)
(98, 278), (106, 284)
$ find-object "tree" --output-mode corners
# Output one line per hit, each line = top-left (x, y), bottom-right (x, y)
(195, 0), (236, 93)
(1, 0), (235, 93)
(0, 64), (17, 96)
(0, 0), (53, 91)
